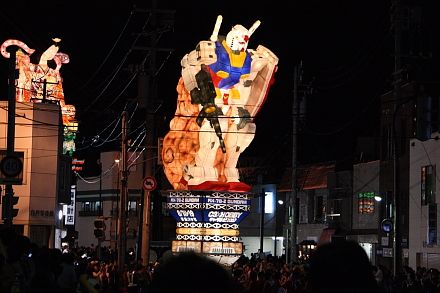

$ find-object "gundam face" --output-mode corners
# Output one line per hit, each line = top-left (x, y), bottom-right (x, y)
(226, 25), (250, 52)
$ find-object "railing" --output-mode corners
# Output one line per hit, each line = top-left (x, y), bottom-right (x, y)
(110, 209), (139, 217)
(78, 210), (101, 217)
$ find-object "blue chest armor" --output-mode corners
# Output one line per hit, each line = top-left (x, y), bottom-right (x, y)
(209, 41), (252, 89)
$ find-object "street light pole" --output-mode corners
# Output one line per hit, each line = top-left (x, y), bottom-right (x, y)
(97, 159), (103, 260)
(290, 62), (301, 263)
(274, 204), (277, 257)
(274, 199), (284, 257)
(259, 188), (265, 255)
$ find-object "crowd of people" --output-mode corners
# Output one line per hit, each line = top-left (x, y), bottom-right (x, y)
(2, 228), (440, 293)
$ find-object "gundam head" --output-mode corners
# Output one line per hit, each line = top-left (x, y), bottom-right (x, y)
(225, 20), (261, 52)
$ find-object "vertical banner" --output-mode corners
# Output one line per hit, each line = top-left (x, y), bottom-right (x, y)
(63, 186), (76, 225)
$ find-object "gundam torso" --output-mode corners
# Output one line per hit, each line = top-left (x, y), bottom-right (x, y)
(208, 41), (252, 90)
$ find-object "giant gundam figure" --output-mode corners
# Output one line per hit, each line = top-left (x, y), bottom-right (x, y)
(163, 15), (278, 192)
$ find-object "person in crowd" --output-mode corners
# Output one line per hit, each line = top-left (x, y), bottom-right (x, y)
(57, 252), (78, 293)
(149, 251), (238, 293)
(30, 247), (62, 292)
(306, 240), (380, 293)
(77, 260), (101, 293)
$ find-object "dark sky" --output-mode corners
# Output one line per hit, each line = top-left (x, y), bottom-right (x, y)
(0, 0), (396, 169)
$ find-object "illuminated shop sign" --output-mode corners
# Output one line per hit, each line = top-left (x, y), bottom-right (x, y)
(358, 191), (376, 214)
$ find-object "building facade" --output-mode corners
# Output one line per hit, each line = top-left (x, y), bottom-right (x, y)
(74, 151), (144, 251)
(409, 133), (440, 269)
(0, 102), (68, 248)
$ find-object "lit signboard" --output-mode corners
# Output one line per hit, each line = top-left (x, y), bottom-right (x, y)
(63, 186), (76, 225)
(169, 209), (250, 224)
(172, 240), (243, 255)
(205, 210), (249, 223)
(167, 190), (251, 256)
(167, 191), (251, 211)
(169, 210), (201, 222)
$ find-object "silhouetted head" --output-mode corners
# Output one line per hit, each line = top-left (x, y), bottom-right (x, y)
(150, 252), (237, 293)
(307, 240), (379, 293)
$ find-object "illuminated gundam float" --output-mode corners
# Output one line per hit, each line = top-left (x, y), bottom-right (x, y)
(162, 15), (278, 264)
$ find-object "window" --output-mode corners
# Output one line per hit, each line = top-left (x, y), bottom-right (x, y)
(127, 200), (139, 216)
(80, 201), (101, 212)
(358, 192), (375, 214)
(428, 204), (437, 245)
(315, 196), (324, 222)
(127, 200), (138, 212)
(421, 165), (436, 206)
(79, 201), (101, 216)
(329, 199), (342, 216)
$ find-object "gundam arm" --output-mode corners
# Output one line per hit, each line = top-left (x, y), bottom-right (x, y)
(181, 41), (217, 93)
(237, 45), (279, 119)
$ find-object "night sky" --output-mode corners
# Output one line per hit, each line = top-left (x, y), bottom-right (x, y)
(0, 1), (404, 172)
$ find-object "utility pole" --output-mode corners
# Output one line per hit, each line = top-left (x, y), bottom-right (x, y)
(289, 61), (302, 263)
(133, 1), (174, 266)
(118, 111), (128, 270)
(391, 0), (402, 276)
(3, 46), (18, 227)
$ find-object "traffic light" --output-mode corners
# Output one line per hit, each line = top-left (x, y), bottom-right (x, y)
(94, 219), (105, 239)
(1, 194), (19, 220)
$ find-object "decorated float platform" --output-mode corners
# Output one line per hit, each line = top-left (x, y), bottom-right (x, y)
(165, 189), (252, 265)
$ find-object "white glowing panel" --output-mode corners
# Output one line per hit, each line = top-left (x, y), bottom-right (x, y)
(265, 191), (274, 214)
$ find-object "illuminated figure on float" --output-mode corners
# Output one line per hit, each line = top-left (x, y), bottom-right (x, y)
(162, 15), (278, 192)
(1, 38), (78, 156)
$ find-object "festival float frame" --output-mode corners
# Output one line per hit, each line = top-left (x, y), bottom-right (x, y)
(162, 15), (278, 265)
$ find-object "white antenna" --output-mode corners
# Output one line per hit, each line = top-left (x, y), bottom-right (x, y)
(248, 20), (261, 37)
(210, 15), (223, 42)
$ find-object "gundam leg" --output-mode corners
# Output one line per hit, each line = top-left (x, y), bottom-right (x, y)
(224, 121), (256, 191)
(184, 116), (229, 188)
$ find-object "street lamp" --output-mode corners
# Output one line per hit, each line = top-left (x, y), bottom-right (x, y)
(374, 192), (390, 220)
